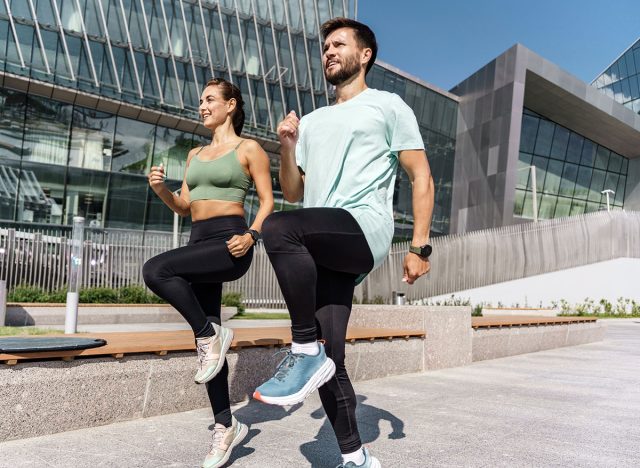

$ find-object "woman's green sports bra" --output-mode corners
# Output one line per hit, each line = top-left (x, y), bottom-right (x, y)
(186, 141), (252, 204)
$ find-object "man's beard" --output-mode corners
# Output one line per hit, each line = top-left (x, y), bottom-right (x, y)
(325, 54), (360, 85)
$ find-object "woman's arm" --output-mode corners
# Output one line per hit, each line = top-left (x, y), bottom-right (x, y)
(226, 140), (274, 257)
(147, 150), (196, 218)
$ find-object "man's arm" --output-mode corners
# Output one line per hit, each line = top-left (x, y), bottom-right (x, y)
(398, 149), (435, 284)
(278, 111), (304, 202)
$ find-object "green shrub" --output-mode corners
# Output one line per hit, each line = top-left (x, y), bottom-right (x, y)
(472, 304), (483, 316)
(371, 295), (385, 304)
(8, 286), (47, 302)
(118, 285), (162, 304)
(79, 287), (119, 304)
(46, 289), (67, 303)
(222, 291), (245, 314)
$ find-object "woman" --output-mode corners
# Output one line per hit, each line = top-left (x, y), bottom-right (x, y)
(143, 78), (273, 468)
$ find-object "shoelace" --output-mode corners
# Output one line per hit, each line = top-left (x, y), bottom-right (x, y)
(272, 348), (305, 381)
(211, 424), (227, 450)
(196, 339), (210, 369)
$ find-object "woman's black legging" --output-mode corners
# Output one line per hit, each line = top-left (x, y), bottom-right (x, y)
(261, 208), (374, 454)
(142, 215), (253, 427)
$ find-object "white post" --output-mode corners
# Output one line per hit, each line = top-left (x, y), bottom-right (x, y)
(65, 216), (85, 334)
(0, 279), (6, 327)
(530, 165), (538, 223)
(172, 189), (181, 249)
(601, 189), (615, 212)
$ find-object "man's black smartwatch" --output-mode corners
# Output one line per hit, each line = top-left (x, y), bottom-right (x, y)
(409, 243), (432, 259)
(245, 229), (260, 243)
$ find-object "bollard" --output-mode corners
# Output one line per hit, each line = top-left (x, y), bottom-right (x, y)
(65, 217), (85, 334)
(394, 292), (406, 306)
(0, 279), (6, 326)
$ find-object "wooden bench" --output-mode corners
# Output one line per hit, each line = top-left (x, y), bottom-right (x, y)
(0, 326), (426, 365)
(472, 315), (597, 329)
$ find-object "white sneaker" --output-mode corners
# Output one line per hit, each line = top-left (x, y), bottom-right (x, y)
(202, 416), (248, 468)
(194, 323), (233, 384)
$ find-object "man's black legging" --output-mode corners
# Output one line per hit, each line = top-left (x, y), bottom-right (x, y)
(142, 215), (253, 428)
(262, 208), (374, 454)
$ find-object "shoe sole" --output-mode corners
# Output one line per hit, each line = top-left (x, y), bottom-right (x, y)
(253, 356), (336, 406)
(203, 422), (249, 468)
(195, 327), (234, 385)
(370, 456), (381, 468)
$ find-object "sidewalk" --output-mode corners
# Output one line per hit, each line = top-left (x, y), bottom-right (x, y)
(1, 320), (638, 467)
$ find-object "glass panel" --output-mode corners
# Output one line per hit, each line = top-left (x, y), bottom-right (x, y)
(58, 0), (82, 32)
(607, 152), (623, 173)
(603, 173), (619, 196)
(558, 163), (578, 197)
(23, 95), (72, 166)
(615, 176), (626, 205)
(531, 155), (548, 192)
(16, 161), (66, 224)
(35, 0), (56, 26)
(69, 107), (115, 171)
(0, 159), (19, 221)
(516, 153), (532, 189)
(565, 133), (583, 164)
(0, 89), (27, 161)
(585, 201), (600, 214)
(569, 199), (586, 216)
(554, 197), (571, 218)
(519, 114), (538, 153)
(112, 116), (155, 174)
(580, 140), (596, 167)
(144, 177), (180, 231)
(538, 194), (557, 219)
(543, 159), (563, 194)
(549, 126), (569, 160)
(104, 173), (147, 229)
(588, 169), (606, 202)
(64, 167), (109, 226)
(521, 191), (541, 220)
(152, 126), (195, 181)
(594, 146), (610, 170)
(513, 189), (525, 216)
(533, 119), (554, 156)
(574, 167), (592, 199)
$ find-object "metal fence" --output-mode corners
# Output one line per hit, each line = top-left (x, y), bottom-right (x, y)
(1, 210), (639, 307)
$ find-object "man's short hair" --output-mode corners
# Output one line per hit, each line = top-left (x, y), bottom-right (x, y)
(320, 17), (377, 75)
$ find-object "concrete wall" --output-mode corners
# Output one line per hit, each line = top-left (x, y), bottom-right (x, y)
(429, 258), (640, 306)
(473, 321), (606, 362)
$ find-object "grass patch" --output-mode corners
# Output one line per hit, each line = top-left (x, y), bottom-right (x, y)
(559, 313), (640, 319)
(0, 326), (61, 336)
(232, 312), (290, 320)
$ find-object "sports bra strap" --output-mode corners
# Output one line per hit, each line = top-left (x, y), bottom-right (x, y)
(234, 139), (244, 150)
(195, 145), (206, 155)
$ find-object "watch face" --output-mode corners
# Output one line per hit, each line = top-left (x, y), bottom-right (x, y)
(422, 244), (432, 257)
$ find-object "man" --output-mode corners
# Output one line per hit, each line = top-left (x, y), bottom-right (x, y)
(254, 17), (434, 468)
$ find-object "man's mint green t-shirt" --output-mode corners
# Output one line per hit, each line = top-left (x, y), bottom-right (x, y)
(295, 88), (424, 273)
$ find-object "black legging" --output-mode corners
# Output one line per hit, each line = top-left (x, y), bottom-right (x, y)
(142, 215), (253, 427)
(262, 208), (374, 454)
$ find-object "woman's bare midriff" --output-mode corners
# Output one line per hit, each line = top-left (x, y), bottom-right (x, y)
(190, 199), (245, 221)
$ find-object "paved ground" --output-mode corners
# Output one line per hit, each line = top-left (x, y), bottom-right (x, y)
(1, 320), (639, 467)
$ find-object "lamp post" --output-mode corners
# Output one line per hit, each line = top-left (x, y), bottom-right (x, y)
(518, 165), (538, 222)
(65, 216), (85, 334)
(601, 189), (615, 212)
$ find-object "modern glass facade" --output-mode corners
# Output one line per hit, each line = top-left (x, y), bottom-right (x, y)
(0, 0), (460, 240)
(0, 0), (356, 132)
(593, 38), (640, 115)
(515, 108), (628, 220)
(367, 65), (457, 236)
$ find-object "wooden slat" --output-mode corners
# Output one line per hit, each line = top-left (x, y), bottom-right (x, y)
(0, 327), (426, 363)
(472, 315), (597, 329)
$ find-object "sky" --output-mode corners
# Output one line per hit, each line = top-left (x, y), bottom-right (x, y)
(358, 0), (640, 91)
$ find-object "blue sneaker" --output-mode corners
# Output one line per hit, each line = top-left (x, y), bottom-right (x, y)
(336, 447), (381, 468)
(253, 343), (336, 406)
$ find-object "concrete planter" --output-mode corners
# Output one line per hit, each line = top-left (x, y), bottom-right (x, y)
(5, 303), (238, 326)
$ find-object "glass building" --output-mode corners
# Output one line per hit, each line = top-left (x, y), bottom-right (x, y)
(0, 0), (459, 240)
(515, 109), (627, 220)
(592, 38), (640, 115)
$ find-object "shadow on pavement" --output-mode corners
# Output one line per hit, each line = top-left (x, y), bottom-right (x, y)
(222, 400), (303, 466)
(300, 394), (406, 467)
